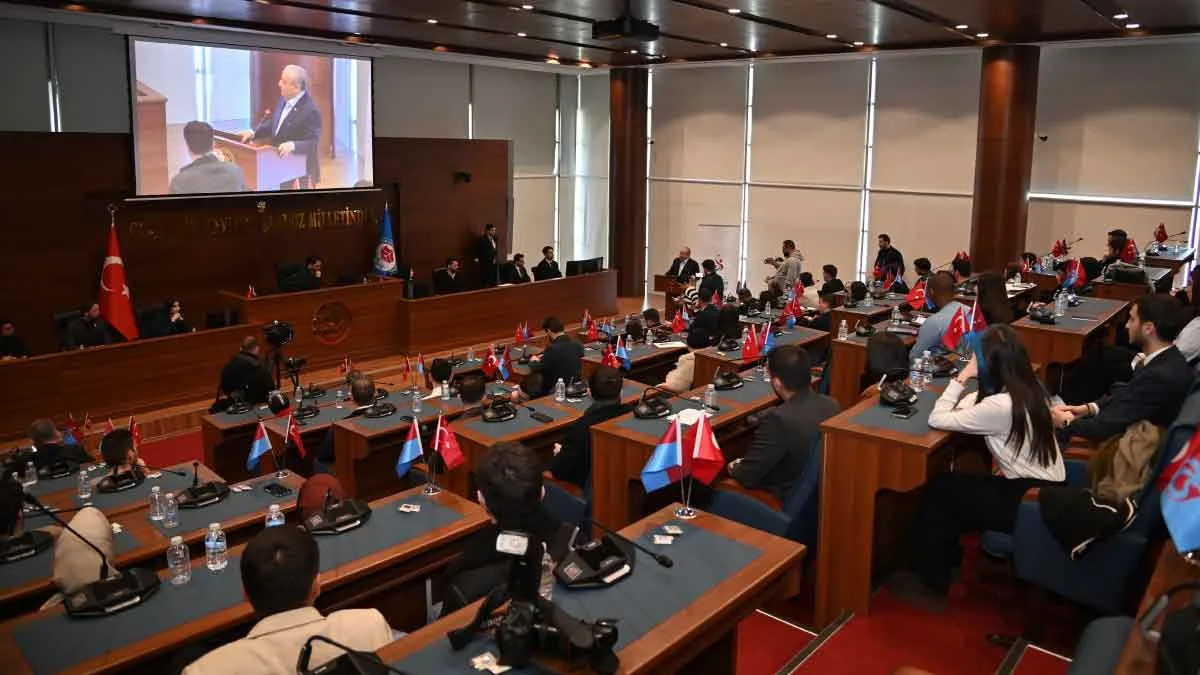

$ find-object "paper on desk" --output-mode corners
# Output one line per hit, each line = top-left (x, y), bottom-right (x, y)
(913, 316), (926, 325)
(654, 341), (687, 349)
(670, 407), (706, 426)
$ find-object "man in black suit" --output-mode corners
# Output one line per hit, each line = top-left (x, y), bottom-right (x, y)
(502, 253), (532, 284)
(317, 374), (376, 467)
(691, 287), (721, 339)
(665, 247), (700, 284)
(474, 224), (499, 287)
(1055, 294), (1195, 440)
(0, 317), (29, 359)
(698, 259), (724, 300)
(819, 264), (846, 295)
(239, 64), (322, 189)
(727, 345), (841, 500)
(217, 336), (276, 406)
(532, 246), (562, 281)
(873, 233), (905, 276)
(548, 367), (632, 488)
(23, 418), (92, 473)
(433, 257), (465, 295)
(529, 316), (584, 397)
(65, 303), (111, 350)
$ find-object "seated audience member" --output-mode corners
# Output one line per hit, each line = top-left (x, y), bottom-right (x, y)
(798, 292), (835, 333)
(912, 257), (933, 283)
(662, 328), (713, 394)
(423, 358), (455, 399)
(27, 418), (91, 470)
(182, 527), (393, 675)
(820, 264), (846, 295)
(317, 375), (376, 467)
(457, 375), (487, 419)
(699, 259), (724, 300)
(514, 372), (543, 403)
(735, 284), (756, 309)
(893, 324), (1065, 606)
(727, 345), (840, 499)
(169, 120), (246, 194)
(642, 307), (661, 328)
(65, 303), (112, 349)
(502, 253), (532, 284)
(912, 273), (968, 357)
(216, 336), (276, 409)
(98, 429), (144, 484)
(848, 281), (869, 304)
(532, 246), (562, 281)
(1176, 310), (1200, 370)
(296, 474), (347, 521)
(691, 287), (721, 337)
(859, 333), (911, 398)
(975, 272), (1013, 325)
(1020, 251), (1041, 274)
(0, 317), (29, 359)
(438, 442), (572, 617)
(1173, 267), (1200, 312)
(155, 298), (192, 337)
(433, 257), (466, 295)
(549, 367), (633, 487)
(279, 257), (323, 292)
(951, 256), (972, 285)
(1054, 294), (1194, 441)
(529, 317), (583, 397)
(797, 272), (822, 308)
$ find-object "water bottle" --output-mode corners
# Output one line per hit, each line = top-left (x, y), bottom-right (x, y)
(167, 536), (191, 586)
(77, 469), (92, 500)
(162, 491), (179, 529)
(205, 523), (228, 572)
(554, 378), (566, 402)
(1054, 292), (1066, 317)
(921, 350), (934, 388)
(411, 393), (423, 415)
(703, 384), (717, 411)
(265, 504), (285, 528)
(440, 380), (451, 401)
(644, 329), (653, 347)
(890, 305), (901, 326)
(910, 357), (925, 393)
(335, 386), (345, 409)
(148, 485), (164, 521)
(23, 461), (37, 487)
(837, 320), (849, 341)
(539, 547), (556, 601)
(466, 345), (476, 363)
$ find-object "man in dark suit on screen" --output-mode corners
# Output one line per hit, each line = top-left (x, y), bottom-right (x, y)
(239, 64), (322, 189)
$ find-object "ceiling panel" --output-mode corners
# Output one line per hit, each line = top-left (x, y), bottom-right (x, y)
(904, 0), (1116, 39)
(703, 0), (964, 47)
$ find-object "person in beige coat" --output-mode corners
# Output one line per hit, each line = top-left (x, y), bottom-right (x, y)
(662, 328), (716, 393)
(184, 526), (394, 675)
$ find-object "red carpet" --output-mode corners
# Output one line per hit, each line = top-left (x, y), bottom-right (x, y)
(736, 610), (814, 674)
(140, 431), (204, 468)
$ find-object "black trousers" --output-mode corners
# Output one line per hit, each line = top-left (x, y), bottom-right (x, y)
(909, 472), (1054, 594)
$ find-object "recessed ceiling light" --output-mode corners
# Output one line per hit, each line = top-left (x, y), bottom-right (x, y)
(853, 41), (864, 47)
(727, 8), (741, 14)
(976, 32), (990, 38)
(629, 49), (639, 54)
(825, 33), (838, 39)
(579, 62), (593, 68)
(546, 57), (560, 64)
(426, 18), (437, 24)
(1114, 12), (1129, 20)
(954, 24), (968, 30)
(433, 45), (448, 52)
(522, 3), (534, 9)
(1126, 22), (1141, 29)
(719, 41), (728, 47)
(517, 32), (527, 37)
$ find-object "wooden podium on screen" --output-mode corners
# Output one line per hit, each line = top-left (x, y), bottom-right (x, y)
(213, 130), (307, 190)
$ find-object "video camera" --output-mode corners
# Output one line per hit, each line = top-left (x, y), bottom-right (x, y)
(285, 356), (308, 378)
(262, 320), (294, 348)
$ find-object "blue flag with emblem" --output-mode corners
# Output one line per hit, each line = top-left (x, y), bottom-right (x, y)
(1161, 426), (1200, 553)
(373, 205), (397, 276)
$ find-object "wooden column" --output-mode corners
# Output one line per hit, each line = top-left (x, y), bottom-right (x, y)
(970, 45), (1040, 274)
(609, 68), (649, 298)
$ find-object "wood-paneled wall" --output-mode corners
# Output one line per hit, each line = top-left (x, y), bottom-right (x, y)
(0, 133), (511, 355)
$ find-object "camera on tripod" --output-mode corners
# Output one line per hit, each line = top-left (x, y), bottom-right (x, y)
(285, 356), (307, 379)
(262, 320), (294, 348)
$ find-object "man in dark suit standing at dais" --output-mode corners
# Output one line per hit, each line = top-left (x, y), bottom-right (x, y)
(240, 64), (322, 189)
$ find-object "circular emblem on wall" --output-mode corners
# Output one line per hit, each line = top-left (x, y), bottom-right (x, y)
(312, 302), (352, 345)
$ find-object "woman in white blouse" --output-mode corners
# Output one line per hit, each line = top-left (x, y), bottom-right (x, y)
(891, 324), (1065, 607)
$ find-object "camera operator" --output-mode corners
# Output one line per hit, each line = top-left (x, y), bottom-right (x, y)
(213, 336), (275, 412)
(436, 442), (573, 617)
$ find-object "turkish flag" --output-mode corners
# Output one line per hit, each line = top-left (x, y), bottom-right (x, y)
(128, 416), (141, 451)
(681, 413), (724, 484)
(742, 325), (760, 365)
(601, 343), (620, 369)
(99, 224), (138, 340)
(515, 324), (525, 346)
(286, 414), (307, 458)
(483, 348), (499, 378)
(587, 320), (600, 342)
(941, 306), (968, 351)
(906, 278), (926, 308)
(434, 416), (465, 470)
(671, 310), (687, 334)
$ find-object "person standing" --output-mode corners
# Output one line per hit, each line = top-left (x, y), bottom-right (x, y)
(239, 65), (322, 189)
(698, 259), (724, 300)
(764, 240), (804, 297)
(474, 224), (500, 288)
(665, 247), (700, 284)
(874, 234), (904, 276)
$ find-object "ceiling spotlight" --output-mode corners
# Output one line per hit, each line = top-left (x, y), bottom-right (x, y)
(522, 3), (534, 9)
(825, 33), (838, 39)
(64, 1), (88, 8)
(1114, 12), (1129, 20)
(546, 57), (560, 64)
(579, 62), (593, 69)
(426, 18), (437, 24)
(853, 41), (865, 47)
(517, 32), (527, 37)
(976, 32), (990, 38)
(433, 45), (448, 52)
(629, 49), (639, 54)
(719, 41), (728, 47)
(954, 24), (968, 30)
(727, 8), (741, 14)
(1126, 22), (1141, 29)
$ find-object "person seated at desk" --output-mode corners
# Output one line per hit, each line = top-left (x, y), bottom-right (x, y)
(820, 264), (846, 296)
(798, 292), (835, 333)
(457, 375), (488, 420)
(549, 367), (633, 488)
(641, 308), (662, 332)
(182, 527), (394, 675)
(437, 442), (573, 617)
(215, 336), (276, 411)
(529, 316), (583, 397)
(661, 328), (714, 394)
(26, 418), (91, 471)
(951, 255), (972, 286)
(423, 358), (455, 399)
(975, 272), (1013, 325)
(0, 316), (29, 359)
(717, 305), (741, 342)
(847, 280), (869, 305)
(1020, 251), (1042, 275)
(891, 324), (1065, 608)
(912, 257), (933, 285)
(1053, 295), (1194, 442)
(278, 256), (323, 293)
(169, 121), (246, 195)
(726, 345), (840, 500)
(532, 246), (562, 281)
(434, 256), (465, 295)
(153, 298), (192, 337)
(316, 374), (377, 470)
(699, 259), (724, 300)
(859, 333), (910, 400)
(0, 478), (115, 610)
(65, 303), (112, 350)
(912, 272), (967, 357)
(691, 287), (721, 338)
(98, 429), (146, 489)
(797, 272), (822, 308)
(502, 253), (532, 284)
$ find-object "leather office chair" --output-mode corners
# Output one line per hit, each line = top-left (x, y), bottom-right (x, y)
(707, 435), (823, 549)
(52, 309), (78, 350)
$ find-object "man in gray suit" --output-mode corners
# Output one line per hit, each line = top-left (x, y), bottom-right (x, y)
(169, 121), (246, 195)
(726, 344), (840, 500)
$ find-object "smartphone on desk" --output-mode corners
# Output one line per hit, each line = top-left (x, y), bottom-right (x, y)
(889, 406), (917, 420)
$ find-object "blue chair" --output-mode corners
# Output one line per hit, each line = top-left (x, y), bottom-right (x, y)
(1009, 387), (1200, 618)
(543, 473), (590, 526)
(1066, 616), (1134, 675)
(979, 458), (1090, 559)
(707, 434), (823, 548)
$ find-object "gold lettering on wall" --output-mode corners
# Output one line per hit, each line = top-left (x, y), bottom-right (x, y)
(125, 208), (372, 239)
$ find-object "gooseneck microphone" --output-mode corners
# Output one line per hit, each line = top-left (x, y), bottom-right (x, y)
(640, 385), (720, 412)
(587, 519), (674, 569)
(139, 464), (189, 478)
(177, 461), (231, 509)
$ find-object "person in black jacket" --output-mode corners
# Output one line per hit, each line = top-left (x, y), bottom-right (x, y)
(154, 298), (192, 337)
(64, 304), (111, 350)
(20, 418), (92, 473)
(316, 374), (377, 468)
(532, 246), (562, 281)
(691, 287), (721, 340)
(217, 336), (276, 406)
(238, 64), (322, 189)
(502, 253), (532, 284)
(873, 233), (904, 276)
(548, 367), (632, 488)
(0, 317), (29, 359)
(474, 223), (500, 287)
(433, 257), (465, 295)
(529, 316), (584, 397)
(665, 247), (700, 283)
(819, 264), (846, 295)
(698, 259), (724, 300)
(1054, 294), (1195, 441)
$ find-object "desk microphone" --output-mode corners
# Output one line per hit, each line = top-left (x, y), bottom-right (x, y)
(22, 493), (160, 617)
(139, 464), (189, 477)
(634, 386), (717, 419)
(304, 488), (371, 535)
(177, 461), (231, 509)
(587, 519), (673, 569)
(1044, 236), (1085, 258)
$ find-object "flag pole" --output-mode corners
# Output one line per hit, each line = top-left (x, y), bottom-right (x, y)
(423, 419), (442, 496)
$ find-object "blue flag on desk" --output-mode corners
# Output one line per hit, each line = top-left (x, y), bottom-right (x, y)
(374, 205), (397, 276)
(246, 421), (272, 471)
(396, 423), (423, 478)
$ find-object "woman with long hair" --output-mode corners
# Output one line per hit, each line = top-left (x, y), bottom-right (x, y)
(891, 324), (1064, 606)
(974, 272), (1012, 325)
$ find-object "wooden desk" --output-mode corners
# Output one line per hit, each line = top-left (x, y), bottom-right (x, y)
(692, 326), (829, 391)
(827, 325), (917, 410)
(1011, 297), (1128, 369)
(1116, 542), (1200, 673)
(397, 271), (618, 355)
(0, 487), (489, 675)
(581, 337), (688, 385)
(1091, 266), (1173, 302)
(590, 379), (782, 529)
(1144, 246), (1195, 277)
(829, 298), (901, 339)
(377, 505), (804, 675)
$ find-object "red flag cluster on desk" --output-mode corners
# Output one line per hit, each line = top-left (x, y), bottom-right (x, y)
(433, 416), (465, 470)
(601, 343), (620, 369)
(1120, 239), (1139, 264)
(483, 345), (500, 379)
(671, 309), (688, 334)
(586, 318), (600, 342)
(741, 325), (760, 365)
(338, 356), (353, 377)
(246, 284), (257, 299)
(64, 414), (82, 446)
(1155, 223), (1169, 244)
(104, 418), (115, 435)
(681, 413), (724, 484)
(1051, 239), (1070, 257)
(99, 223), (139, 341)
(581, 309), (592, 330)
(400, 356), (412, 385)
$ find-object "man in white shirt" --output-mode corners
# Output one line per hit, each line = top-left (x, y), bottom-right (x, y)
(183, 527), (393, 675)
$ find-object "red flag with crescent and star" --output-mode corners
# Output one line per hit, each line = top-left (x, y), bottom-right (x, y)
(99, 224), (139, 340)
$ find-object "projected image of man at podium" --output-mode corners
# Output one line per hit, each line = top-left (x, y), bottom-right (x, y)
(169, 122), (246, 195)
(239, 64), (322, 189)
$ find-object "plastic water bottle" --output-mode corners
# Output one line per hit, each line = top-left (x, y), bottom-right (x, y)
(148, 485), (165, 521)
(23, 461), (37, 488)
(644, 329), (653, 347)
(77, 469), (92, 500)
(539, 547), (556, 601)
(554, 378), (566, 402)
(167, 536), (191, 586)
(205, 523), (228, 572)
(335, 386), (345, 409)
(837, 320), (849, 341)
(909, 357), (925, 392)
(265, 504), (285, 528)
(921, 350), (934, 388)
(466, 346), (476, 363)
(1054, 292), (1066, 317)
(703, 384), (717, 411)
(891, 305), (901, 326)
(440, 380), (451, 401)
(411, 393), (423, 415)
(162, 491), (179, 529)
